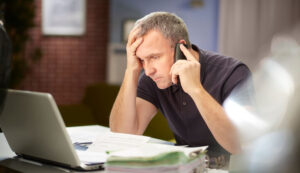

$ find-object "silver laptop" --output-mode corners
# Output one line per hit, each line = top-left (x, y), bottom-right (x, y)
(0, 89), (103, 170)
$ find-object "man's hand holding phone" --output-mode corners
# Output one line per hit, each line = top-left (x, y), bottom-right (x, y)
(171, 43), (202, 95)
(174, 43), (187, 62)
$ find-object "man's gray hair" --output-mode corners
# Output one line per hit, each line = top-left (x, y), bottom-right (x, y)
(135, 12), (191, 48)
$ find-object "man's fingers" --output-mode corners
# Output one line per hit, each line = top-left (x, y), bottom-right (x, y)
(128, 26), (139, 39)
(130, 37), (143, 53)
(180, 44), (197, 61)
(171, 60), (185, 71)
(172, 73), (178, 84)
(127, 27), (141, 46)
(170, 63), (181, 84)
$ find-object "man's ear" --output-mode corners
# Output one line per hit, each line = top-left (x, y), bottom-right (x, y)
(178, 39), (187, 45)
(177, 39), (191, 49)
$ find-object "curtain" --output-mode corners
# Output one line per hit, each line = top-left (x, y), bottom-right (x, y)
(218, 0), (300, 71)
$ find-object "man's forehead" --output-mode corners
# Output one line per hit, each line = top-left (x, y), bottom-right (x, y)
(136, 45), (162, 60)
(136, 30), (172, 59)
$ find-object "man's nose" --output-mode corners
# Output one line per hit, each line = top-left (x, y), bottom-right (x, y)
(144, 62), (155, 76)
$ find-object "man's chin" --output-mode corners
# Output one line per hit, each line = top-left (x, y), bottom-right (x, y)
(155, 81), (172, 89)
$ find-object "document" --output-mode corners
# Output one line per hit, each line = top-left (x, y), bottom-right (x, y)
(108, 143), (207, 158)
(87, 132), (150, 153)
(105, 143), (208, 172)
(67, 126), (208, 172)
(67, 125), (108, 143)
(67, 130), (99, 143)
(76, 150), (108, 164)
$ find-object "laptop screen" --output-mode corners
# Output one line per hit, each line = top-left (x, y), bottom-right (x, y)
(0, 90), (82, 168)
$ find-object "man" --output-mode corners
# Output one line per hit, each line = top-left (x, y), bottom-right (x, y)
(109, 12), (251, 164)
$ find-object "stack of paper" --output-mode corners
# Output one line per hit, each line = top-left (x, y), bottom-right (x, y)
(104, 143), (208, 173)
(88, 131), (150, 153)
(67, 128), (208, 172)
(73, 131), (150, 164)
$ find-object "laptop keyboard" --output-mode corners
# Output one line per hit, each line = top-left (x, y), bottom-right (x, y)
(73, 142), (92, 151)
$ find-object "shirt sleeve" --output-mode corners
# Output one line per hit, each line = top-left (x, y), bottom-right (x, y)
(137, 72), (160, 109)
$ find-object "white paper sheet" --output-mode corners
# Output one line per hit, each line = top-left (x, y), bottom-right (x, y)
(67, 125), (109, 143)
(76, 150), (108, 164)
(88, 132), (150, 153)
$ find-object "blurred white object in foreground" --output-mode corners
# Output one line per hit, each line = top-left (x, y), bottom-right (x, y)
(224, 27), (300, 172)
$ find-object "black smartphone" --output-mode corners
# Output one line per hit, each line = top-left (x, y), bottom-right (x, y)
(174, 43), (187, 63)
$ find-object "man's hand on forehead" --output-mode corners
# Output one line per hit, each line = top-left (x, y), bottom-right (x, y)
(126, 26), (144, 72)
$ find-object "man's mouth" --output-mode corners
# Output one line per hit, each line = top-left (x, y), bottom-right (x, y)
(153, 77), (161, 82)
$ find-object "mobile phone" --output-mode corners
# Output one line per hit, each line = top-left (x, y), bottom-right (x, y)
(174, 43), (187, 63)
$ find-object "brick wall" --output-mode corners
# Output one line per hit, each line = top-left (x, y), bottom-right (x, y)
(19, 0), (109, 105)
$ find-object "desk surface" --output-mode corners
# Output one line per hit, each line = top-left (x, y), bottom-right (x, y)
(0, 125), (228, 173)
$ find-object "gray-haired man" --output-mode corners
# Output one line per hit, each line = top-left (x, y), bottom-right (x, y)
(109, 12), (251, 165)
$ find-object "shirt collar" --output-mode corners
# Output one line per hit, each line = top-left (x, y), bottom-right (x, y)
(171, 81), (181, 92)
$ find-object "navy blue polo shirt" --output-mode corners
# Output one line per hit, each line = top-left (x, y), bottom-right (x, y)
(137, 45), (251, 157)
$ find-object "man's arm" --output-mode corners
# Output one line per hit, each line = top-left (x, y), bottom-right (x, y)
(109, 27), (157, 135)
(109, 70), (157, 134)
(171, 44), (241, 154)
(189, 86), (241, 154)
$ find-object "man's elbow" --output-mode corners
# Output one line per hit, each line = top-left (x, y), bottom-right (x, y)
(109, 114), (116, 130)
(227, 141), (242, 155)
(109, 114), (123, 133)
(109, 123), (118, 132)
(109, 118), (141, 135)
(110, 127), (141, 135)
(109, 122), (127, 133)
(229, 147), (241, 155)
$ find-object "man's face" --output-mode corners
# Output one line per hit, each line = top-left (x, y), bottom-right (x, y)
(136, 30), (174, 89)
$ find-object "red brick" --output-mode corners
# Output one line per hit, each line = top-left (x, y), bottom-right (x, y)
(20, 0), (109, 105)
